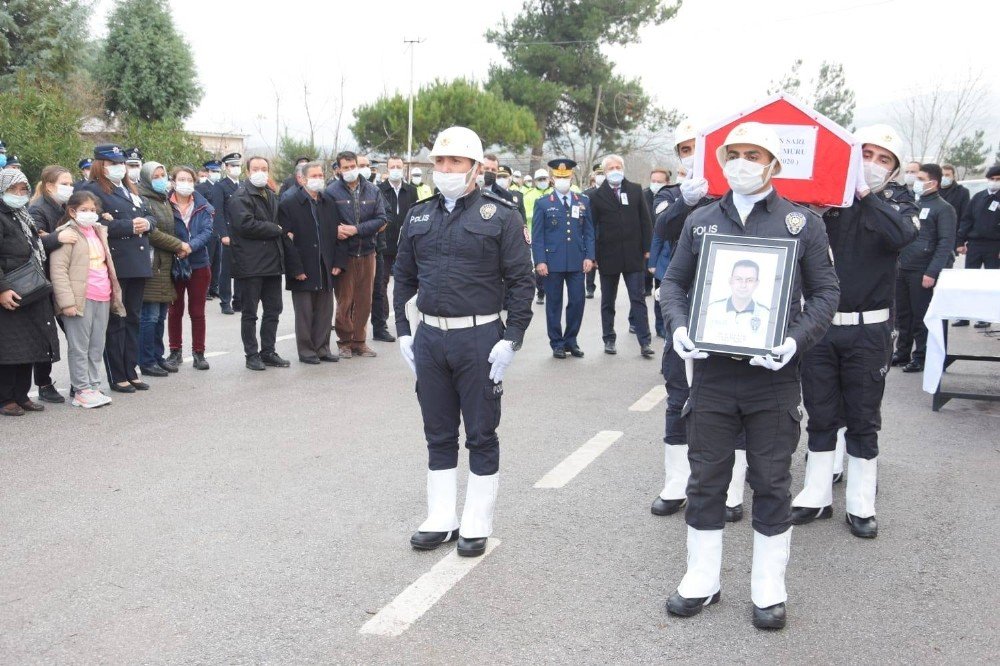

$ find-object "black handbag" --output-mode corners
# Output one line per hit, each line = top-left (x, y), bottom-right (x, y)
(2, 258), (52, 306)
(171, 255), (192, 282)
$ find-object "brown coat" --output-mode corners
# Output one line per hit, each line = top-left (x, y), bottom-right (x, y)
(138, 182), (184, 303)
(49, 222), (126, 317)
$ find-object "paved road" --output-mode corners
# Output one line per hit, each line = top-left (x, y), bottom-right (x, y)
(2, 283), (998, 663)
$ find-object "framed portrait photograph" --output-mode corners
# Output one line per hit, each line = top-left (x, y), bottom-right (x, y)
(688, 233), (798, 358)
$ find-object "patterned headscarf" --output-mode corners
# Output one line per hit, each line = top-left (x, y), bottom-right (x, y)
(0, 168), (45, 267)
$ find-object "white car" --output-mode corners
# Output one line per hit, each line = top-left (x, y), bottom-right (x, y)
(959, 179), (987, 196)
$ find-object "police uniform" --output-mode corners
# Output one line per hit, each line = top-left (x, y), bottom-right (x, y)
(210, 153), (243, 313)
(701, 297), (771, 349)
(394, 139), (534, 557)
(197, 160), (223, 298)
(531, 159), (595, 357)
(648, 184), (681, 337)
(955, 167), (1000, 328)
(491, 164), (526, 224)
(74, 158), (92, 189)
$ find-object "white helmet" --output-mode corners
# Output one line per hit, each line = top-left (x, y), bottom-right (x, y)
(512, 170), (522, 178)
(674, 120), (698, 149)
(715, 122), (783, 171)
(411, 167), (422, 176)
(854, 124), (904, 171)
(533, 168), (549, 179)
(428, 126), (484, 163)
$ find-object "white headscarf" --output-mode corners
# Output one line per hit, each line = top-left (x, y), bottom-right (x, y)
(0, 168), (45, 267)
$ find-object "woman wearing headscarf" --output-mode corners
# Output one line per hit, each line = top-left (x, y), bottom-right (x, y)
(0, 168), (60, 415)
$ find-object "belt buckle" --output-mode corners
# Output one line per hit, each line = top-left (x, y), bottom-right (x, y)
(439, 316), (449, 331)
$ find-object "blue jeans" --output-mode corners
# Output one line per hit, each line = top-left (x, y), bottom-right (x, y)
(139, 302), (168, 367)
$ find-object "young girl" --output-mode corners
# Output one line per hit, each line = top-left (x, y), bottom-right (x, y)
(49, 192), (126, 408)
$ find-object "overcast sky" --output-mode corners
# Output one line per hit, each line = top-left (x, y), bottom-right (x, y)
(89, 0), (997, 156)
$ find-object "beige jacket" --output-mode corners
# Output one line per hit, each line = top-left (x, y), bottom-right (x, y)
(49, 222), (126, 317)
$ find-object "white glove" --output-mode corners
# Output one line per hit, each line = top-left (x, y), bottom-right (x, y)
(853, 150), (870, 198)
(672, 326), (707, 360)
(749, 337), (797, 371)
(488, 339), (516, 383)
(680, 177), (708, 206)
(399, 335), (416, 376)
(653, 286), (661, 301)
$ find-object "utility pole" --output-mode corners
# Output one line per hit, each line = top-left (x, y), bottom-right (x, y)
(404, 37), (424, 170)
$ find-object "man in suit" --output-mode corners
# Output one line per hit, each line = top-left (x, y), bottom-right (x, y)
(374, 155), (418, 341)
(210, 152), (243, 315)
(590, 154), (654, 358)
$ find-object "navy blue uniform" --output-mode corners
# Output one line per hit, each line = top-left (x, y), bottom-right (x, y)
(210, 177), (241, 309)
(531, 190), (595, 351)
(196, 180), (221, 296)
(393, 189), (533, 475)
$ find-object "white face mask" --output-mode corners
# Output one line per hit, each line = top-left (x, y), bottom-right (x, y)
(208, 171), (222, 183)
(680, 156), (695, 172)
(174, 181), (195, 197)
(106, 164), (127, 182)
(342, 168), (359, 183)
(723, 158), (773, 195)
(535, 179), (549, 190)
(987, 180), (1000, 194)
(433, 165), (476, 200)
(912, 179), (926, 197)
(388, 168), (403, 182)
(306, 177), (325, 193)
(649, 182), (665, 194)
(55, 183), (74, 204)
(903, 172), (917, 186)
(359, 167), (372, 180)
(198, 177), (207, 184)
(496, 177), (511, 190)
(863, 161), (891, 191)
(249, 171), (269, 188)
(228, 165), (242, 179)
(127, 167), (141, 182)
(75, 210), (99, 227)
(553, 178), (572, 194)
(3, 193), (29, 209)
(606, 170), (624, 186)
(941, 176), (953, 187)
(594, 175), (606, 187)
(524, 180), (533, 188)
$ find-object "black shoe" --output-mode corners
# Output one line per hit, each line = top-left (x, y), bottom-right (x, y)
(246, 355), (266, 371)
(725, 504), (744, 523)
(536, 294), (545, 305)
(641, 344), (655, 358)
(629, 324), (636, 334)
(974, 321), (991, 329)
(410, 529), (459, 551)
(167, 349), (183, 367)
(890, 352), (910, 367)
(261, 351), (291, 368)
(140, 364), (169, 378)
(110, 383), (137, 394)
(553, 348), (567, 359)
(159, 359), (179, 373)
(952, 319), (970, 327)
(37, 384), (65, 404)
(753, 602), (786, 629)
(832, 471), (843, 484)
(192, 352), (210, 370)
(585, 291), (595, 299)
(791, 505), (832, 525)
(902, 360), (923, 373)
(221, 304), (235, 315)
(846, 513), (878, 538)
(299, 355), (322, 365)
(319, 354), (339, 363)
(372, 330), (397, 342)
(666, 589), (721, 617)
(568, 345), (584, 358)
(651, 497), (686, 516)
(604, 341), (617, 355)
(129, 380), (149, 391)
(457, 536), (488, 557)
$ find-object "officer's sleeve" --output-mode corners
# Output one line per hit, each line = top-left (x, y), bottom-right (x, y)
(927, 203), (958, 279)
(657, 197), (698, 244)
(530, 202), (545, 266)
(583, 201), (596, 261)
(661, 221), (698, 336)
(499, 212), (535, 346)
(956, 193), (978, 247)
(861, 193), (918, 251)
(393, 215), (419, 337)
(649, 221), (664, 271)
(516, 196), (527, 226)
(787, 218), (840, 353)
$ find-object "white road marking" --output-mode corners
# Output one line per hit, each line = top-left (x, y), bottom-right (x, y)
(534, 431), (624, 489)
(276, 334), (296, 342)
(629, 385), (666, 412)
(359, 539), (501, 637)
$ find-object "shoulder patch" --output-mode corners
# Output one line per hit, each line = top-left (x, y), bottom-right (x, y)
(480, 203), (497, 220)
(785, 211), (806, 235)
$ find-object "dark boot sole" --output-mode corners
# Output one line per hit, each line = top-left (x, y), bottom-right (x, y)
(410, 530), (459, 551)
(651, 498), (686, 516)
(753, 610), (787, 629)
(791, 505), (833, 525)
(666, 590), (721, 617)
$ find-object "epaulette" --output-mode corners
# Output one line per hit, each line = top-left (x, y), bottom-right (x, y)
(413, 191), (443, 205)
(481, 189), (516, 208)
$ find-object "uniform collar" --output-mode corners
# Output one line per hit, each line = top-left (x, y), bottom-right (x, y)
(720, 188), (778, 220)
(727, 297), (759, 314)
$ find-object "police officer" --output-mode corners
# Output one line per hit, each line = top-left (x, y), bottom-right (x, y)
(197, 160), (223, 299)
(394, 126), (534, 558)
(793, 125), (918, 539)
(953, 165), (1000, 328)
(74, 158), (92, 189)
(410, 167), (434, 200)
(211, 153), (243, 315)
(661, 122), (839, 629)
(532, 159), (595, 358)
(6, 155), (21, 171)
(893, 163), (957, 373)
(484, 160), (526, 224)
(124, 148), (143, 183)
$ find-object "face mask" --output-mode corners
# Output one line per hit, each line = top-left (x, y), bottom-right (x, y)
(723, 158), (773, 195)
(249, 171), (269, 188)
(863, 161), (891, 191)
(174, 181), (195, 197)
(75, 210), (99, 227)
(484, 172), (497, 187)
(2, 193), (29, 209)
(606, 170), (625, 186)
(941, 176), (953, 187)
(388, 168), (403, 182)
(0, 155), (6, 168)
(151, 177), (169, 194)
(342, 168), (359, 183)
(496, 177), (511, 190)
(208, 171), (221, 183)
(912, 180), (927, 197)
(553, 178), (572, 194)
(987, 180), (1000, 194)
(306, 177), (325, 193)
(649, 182), (665, 194)
(55, 184), (74, 204)
(359, 167), (372, 181)
(594, 175), (606, 187)
(411, 176), (422, 185)
(476, 174), (486, 188)
(680, 156), (695, 172)
(535, 180), (549, 190)
(127, 167), (141, 182)
(524, 180), (533, 188)
(433, 165), (476, 200)
(106, 164), (127, 182)
(198, 177), (207, 184)
(228, 166), (241, 179)
(903, 172), (917, 186)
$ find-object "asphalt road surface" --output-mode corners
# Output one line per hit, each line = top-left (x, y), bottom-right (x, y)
(2, 281), (998, 663)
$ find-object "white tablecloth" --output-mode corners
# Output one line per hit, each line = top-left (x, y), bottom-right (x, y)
(922, 268), (1000, 393)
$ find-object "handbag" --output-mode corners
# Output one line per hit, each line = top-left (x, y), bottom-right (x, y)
(172, 255), (192, 282)
(2, 258), (52, 306)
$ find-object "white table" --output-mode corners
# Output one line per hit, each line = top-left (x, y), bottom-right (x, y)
(922, 268), (1000, 409)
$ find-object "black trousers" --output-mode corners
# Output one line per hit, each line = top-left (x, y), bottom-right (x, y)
(895, 268), (934, 362)
(414, 320), (504, 476)
(219, 244), (242, 308)
(238, 275), (283, 357)
(585, 269), (596, 294)
(685, 356), (801, 536)
(371, 252), (390, 333)
(0, 363), (32, 405)
(966, 240), (1000, 270)
(661, 346), (689, 445)
(599, 270), (650, 346)
(207, 235), (222, 295)
(34, 315), (66, 387)
(802, 321), (891, 460)
(104, 276), (145, 384)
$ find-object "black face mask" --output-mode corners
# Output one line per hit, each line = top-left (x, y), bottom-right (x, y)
(484, 171), (497, 187)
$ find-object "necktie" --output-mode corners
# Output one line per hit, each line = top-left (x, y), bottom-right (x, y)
(562, 195), (570, 213)
(613, 187), (620, 202)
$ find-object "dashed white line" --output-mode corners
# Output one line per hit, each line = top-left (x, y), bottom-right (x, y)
(534, 430), (624, 489)
(629, 385), (666, 412)
(359, 540), (501, 637)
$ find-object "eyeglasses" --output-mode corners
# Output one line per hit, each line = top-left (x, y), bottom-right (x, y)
(731, 277), (758, 285)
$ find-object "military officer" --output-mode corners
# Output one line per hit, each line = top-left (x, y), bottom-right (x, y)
(661, 122), (840, 630)
(394, 126), (534, 558)
(793, 124), (918, 540)
(211, 152), (243, 315)
(124, 147), (143, 183)
(532, 159), (596, 358)
(198, 160), (223, 299)
(74, 158), (92, 189)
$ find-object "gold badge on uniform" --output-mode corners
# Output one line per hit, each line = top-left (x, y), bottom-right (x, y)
(884, 189), (893, 198)
(480, 203), (497, 220)
(785, 211), (806, 235)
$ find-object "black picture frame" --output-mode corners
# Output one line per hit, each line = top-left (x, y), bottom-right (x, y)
(688, 233), (798, 358)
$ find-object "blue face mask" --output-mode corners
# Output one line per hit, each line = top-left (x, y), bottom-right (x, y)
(0, 155), (7, 168)
(151, 177), (169, 194)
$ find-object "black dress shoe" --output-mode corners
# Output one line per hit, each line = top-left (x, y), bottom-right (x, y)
(38, 384), (65, 404)
(18, 399), (45, 412)
(319, 354), (339, 363)
(457, 536), (488, 557)
(752, 602), (786, 629)
(410, 529), (459, 551)
(221, 304), (235, 315)
(192, 352), (210, 370)
(902, 360), (924, 373)
(791, 505), (832, 525)
(159, 359), (179, 373)
(641, 344), (655, 358)
(140, 365), (169, 377)
(666, 589), (721, 617)
(299, 355), (322, 365)
(568, 345), (584, 358)
(246, 355), (266, 371)
(261, 351), (291, 367)
(725, 504), (744, 522)
(129, 379), (149, 390)
(651, 497), (686, 516)
(846, 513), (878, 538)
(372, 330), (397, 342)
(553, 348), (567, 359)
(536, 294), (545, 305)
(110, 383), (137, 394)
(952, 319), (970, 327)
(604, 341), (617, 355)
(585, 291), (595, 299)
(832, 471), (843, 484)
(974, 321), (991, 329)
(890, 353), (910, 367)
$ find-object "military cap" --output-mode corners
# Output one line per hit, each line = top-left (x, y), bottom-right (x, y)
(124, 147), (143, 163)
(94, 144), (126, 163)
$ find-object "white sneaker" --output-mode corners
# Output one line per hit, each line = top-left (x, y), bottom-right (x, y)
(93, 391), (112, 407)
(72, 389), (107, 409)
